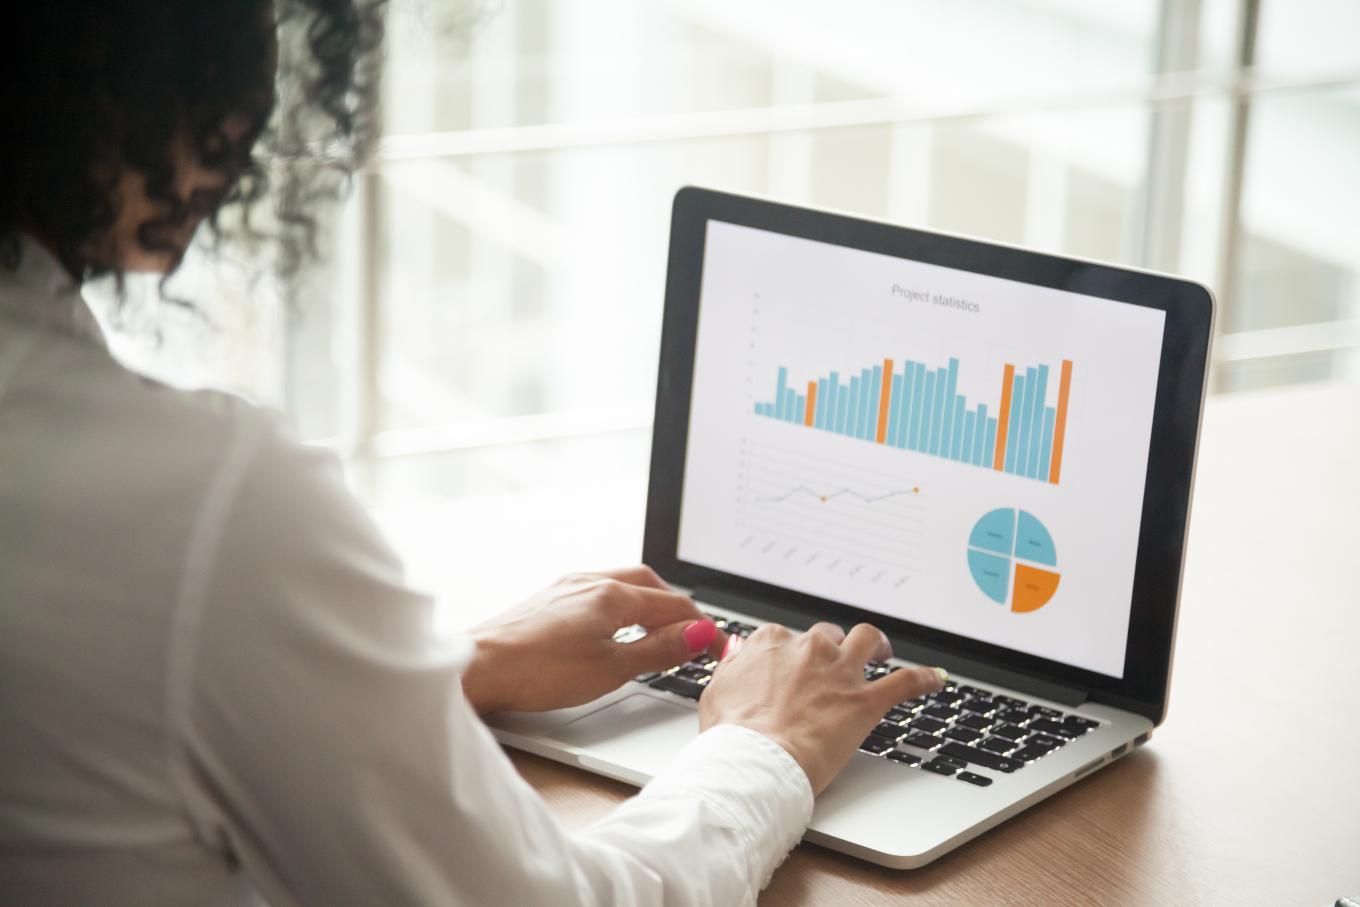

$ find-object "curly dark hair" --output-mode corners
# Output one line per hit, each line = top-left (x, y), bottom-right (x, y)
(0, 0), (386, 285)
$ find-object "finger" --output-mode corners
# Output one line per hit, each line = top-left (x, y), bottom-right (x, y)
(841, 623), (893, 664)
(805, 622), (846, 646)
(593, 565), (671, 590)
(615, 618), (717, 674)
(604, 583), (705, 630)
(868, 665), (948, 711)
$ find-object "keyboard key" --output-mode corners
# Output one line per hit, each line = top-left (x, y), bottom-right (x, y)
(1026, 733), (1066, 750)
(997, 707), (1031, 724)
(633, 671), (661, 683)
(921, 759), (959, 776)
(886, 750), (921, 766)
(938, 741), (1023, 773)
(944, 725), (984, 744)
(899, 697), (930, 711)
(922, 705), (959, 721)
(650, 674), (704, 700)
(959, 697), (996, 715)
(932, 753), (967, 769)
(1028, 705), (1063, 719)
(884, 707), (913, 724)
(957, 714), (993, 731)
(979, 736), (1016, 754)
(993, 695), (1029, 710)
(870, 721), (907, 740)
(957, 771), (993, 787)
(726, 621), (756, 637)
(1009, 744), (1050, 763)
(859, 736), (895, 755)
(1063, 715), (1100, 732)
(1028, 718), (1079, 739)
(957, 685), (987, 696)
(675, 665), (711, 682)
(904, 733), (943, 751)
(909, 716), (949, 735)
(991, 722), (1028, 742)
(931, 690), (966, 706)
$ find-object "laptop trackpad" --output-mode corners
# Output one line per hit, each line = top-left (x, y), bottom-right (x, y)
(548, 693), (699, 774)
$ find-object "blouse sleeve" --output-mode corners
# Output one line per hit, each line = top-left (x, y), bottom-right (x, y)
(166, 416), (813, 907)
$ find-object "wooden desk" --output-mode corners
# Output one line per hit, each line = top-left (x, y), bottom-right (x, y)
(506, 380), (1360, 905)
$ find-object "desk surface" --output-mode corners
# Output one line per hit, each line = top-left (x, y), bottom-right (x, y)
(492, 380), (1360, 906)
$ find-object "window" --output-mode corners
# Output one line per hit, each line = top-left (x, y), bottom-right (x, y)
(102, 0), (1360, 611)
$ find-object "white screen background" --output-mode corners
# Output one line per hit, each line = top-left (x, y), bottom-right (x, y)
(677, 221), (1166, 678)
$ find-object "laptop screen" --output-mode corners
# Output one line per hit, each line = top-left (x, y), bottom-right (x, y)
(676, 220), (1167, 679)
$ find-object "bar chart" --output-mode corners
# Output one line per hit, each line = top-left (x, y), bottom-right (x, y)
(754, 354), (1074, 484)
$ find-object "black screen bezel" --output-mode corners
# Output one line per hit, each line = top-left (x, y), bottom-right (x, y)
(643, 187), (1213, 725)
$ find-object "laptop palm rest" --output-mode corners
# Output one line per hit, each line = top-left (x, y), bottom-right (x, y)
(548, 693), (697, 776)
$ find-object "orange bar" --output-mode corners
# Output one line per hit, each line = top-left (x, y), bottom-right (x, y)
(876, 359), (894, 443)
(992, 364), (1016, 470)
(804, 381), (817, 427)
(1048, 359), (1073, 484)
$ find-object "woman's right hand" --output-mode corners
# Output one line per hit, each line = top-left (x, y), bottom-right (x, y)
(699, 622), (947, 795)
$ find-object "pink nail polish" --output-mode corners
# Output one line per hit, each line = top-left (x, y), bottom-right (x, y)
(683, 619), (717, 653)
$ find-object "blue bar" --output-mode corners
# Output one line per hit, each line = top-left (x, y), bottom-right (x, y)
(1004, 374), (1024, 473)
(860, 369), (873, 437)
(867, 365), (882, 440)
(985, 417), (998, 465)
(963, 411), (976, 463)
(941, 358), (959, 453)
(795, 393), (806, 423)
(1016, 366), (1038, 473)
(908, 363), (926, 449)
(929, 367), (947, 455)
(1038, 406), (1056, 480)
(821, 375), (832, 435)
(894, 362), (913, 447)
(835, 383), (850, 434)
(775, 367), (788, 418)
(950, 394), (965, 459)
(815, 378), (829, 429)
(886, 374), (903, 444)
(848, 376), (862, 436)
(920, 370), (936, 452)
(974, 404), (989, 464)
(1026, 365), (1049, 478)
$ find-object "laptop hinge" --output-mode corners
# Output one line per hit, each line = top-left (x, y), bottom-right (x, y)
(693, 585), (1088, 708)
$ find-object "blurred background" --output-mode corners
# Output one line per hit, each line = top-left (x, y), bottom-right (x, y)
(98, 0), (1360, 621)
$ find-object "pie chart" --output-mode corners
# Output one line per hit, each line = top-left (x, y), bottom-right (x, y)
(967, 508), (1060, 612)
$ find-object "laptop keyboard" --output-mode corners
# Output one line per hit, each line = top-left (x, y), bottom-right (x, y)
(635, 613), (1106, 788)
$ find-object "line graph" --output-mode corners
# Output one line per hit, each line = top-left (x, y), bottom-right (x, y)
(754, 484), (921, 504)
(737, 440), (926, 582)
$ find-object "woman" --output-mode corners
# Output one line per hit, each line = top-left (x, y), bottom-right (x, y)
(0, 2), (945, 904)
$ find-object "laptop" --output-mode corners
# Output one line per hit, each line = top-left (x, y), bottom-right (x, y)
(488, 186), (1214, 868)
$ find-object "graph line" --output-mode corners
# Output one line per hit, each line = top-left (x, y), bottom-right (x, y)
(754, 484), (922, 505)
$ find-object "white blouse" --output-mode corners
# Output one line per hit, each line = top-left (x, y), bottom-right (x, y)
(0, 237), (813, 906)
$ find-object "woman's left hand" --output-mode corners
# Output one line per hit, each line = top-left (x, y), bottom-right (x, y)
(460, 566), (724, 714)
